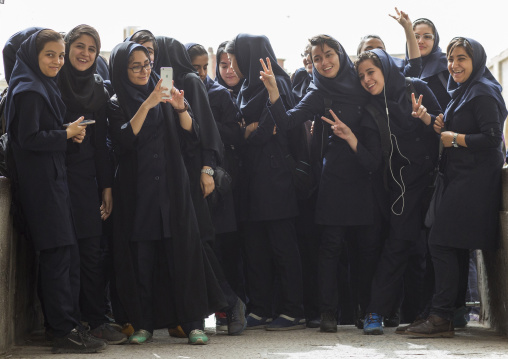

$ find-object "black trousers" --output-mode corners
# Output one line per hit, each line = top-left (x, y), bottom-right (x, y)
(39, 244), (81, 337)
(319, 221), (382, 314)
(367, 234), (416, 317)
(213, 231), (246, 304)
(429, 243), (470, 320)
(296, 197), (320, 320)
(78, 236), (106, 329)
(244, 218), (304, 318)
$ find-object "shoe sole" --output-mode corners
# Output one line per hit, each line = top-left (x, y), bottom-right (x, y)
(265, 324), (306, 331)
(129, 337), (153, 344)
(319, 327), (337, 333)
(246, 325), (268, 330)
(52, 343), (107, 354)
(106, 337), (128, 345)
(188, 338), (208, 345)
(363, 329), (384, 335)
(406, 330), (454, 338)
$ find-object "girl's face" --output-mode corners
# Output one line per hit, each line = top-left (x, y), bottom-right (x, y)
(311, 44), (340, 78)
(227, 53), (244, 79)
(414, 24), (435, 57)
(191, 54), (209, 82)
(38, 40), (65, 77)
(69, 34), (97, 72)
(360, 38), (385, 53)
(139, 41), (155, 62)
(220, 53), (241, 85)
(303, 54), (313, 74)
(127, 50), (151, 86)
(447, 46), (473, 84)
(357, 59), (385, 96)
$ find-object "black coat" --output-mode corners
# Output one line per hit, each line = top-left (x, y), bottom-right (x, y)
(65, 105), (112, 239)
(430, 96), (504, 250)
(269, 92), (382, 226)
(370, 79), (442, 241)
(204, 76), (242, 233)
(10, 93), (75, 250)
(108, 97), (226, 327)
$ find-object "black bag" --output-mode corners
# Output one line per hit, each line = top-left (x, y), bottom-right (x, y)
(207, 166), (233, 208)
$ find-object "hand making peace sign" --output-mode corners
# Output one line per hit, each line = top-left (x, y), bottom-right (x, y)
(321, 109), (358, 152)
(411, 93), (431, 125)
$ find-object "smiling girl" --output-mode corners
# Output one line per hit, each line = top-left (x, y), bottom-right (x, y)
(407, 37), (506, 338)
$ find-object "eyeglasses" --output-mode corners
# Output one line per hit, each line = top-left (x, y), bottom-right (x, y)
(129, 62), (153, 73)
(415, 34), (435, 41)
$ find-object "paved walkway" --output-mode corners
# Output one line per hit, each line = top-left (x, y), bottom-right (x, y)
(4, 322), (508, 359)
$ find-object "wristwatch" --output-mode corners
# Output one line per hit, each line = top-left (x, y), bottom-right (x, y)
(452, 133), (459, 148)
(201, 168), (214, 176)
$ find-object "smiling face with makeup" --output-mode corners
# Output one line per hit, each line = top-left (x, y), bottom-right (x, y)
(68, 34), (97, 72)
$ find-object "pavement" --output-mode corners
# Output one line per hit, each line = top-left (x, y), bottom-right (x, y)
(3, 321), (508, 359)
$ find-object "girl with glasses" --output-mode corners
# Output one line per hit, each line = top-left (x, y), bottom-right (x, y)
(107, 41), (227, 345)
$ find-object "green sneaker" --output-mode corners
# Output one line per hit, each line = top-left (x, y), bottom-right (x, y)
(187, 329), (208, 345)
(129, 329), (153, 344)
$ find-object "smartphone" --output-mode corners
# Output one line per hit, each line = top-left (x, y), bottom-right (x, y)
(160, 67), (173, 98)
(63, 119), (96, 127)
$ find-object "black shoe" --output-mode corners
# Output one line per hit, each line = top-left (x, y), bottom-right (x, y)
(395, 316), (426, 335)
(320, 311), (337, 333)
(90, 323), (128, 344)
(306, 317), (321, 328)
(383, 309), (400, 327)
(52, 328), (108, 354)
(226, 298), (247, 336)
(406, 315), (454, 338)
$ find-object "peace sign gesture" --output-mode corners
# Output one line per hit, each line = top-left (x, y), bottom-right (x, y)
(321, 109), (358, 152)
(389, 7), (411, 30)
(411, 93), (431, 125)
(259, 57), (280, 104)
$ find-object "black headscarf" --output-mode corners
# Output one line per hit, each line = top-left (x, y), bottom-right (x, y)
(6, 29), (66, 133)
(405, 18), (448, 80)
(154, 36), (224, 163)
(57, 24), (108, 113)
(215, 40), (243, 98)
(371, 48), (419, 133)
(308, 36), (369, 106)
(3, 27), (44, 84)
(234, 33), (295, 124)
(291, 67), (312, 103)
(444, 37), (508, 122)
(96, 55), (110, 81)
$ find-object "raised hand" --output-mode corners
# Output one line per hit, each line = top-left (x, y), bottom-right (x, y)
(434, 113), (445, 134)
(166, 81), (186, 111)
(411, 93), (431, 124)
(144, 79), (169, 109)
(321, 110), (356, 147)
(259, 57), (280, 104)
(389, 7), (411, 29)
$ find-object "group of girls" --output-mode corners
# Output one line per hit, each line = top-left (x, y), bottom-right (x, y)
(2, 6), (506, 355)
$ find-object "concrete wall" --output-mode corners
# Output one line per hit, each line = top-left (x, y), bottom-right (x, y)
(0, 177), (42, 355)
(477, 165), (508, 335)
